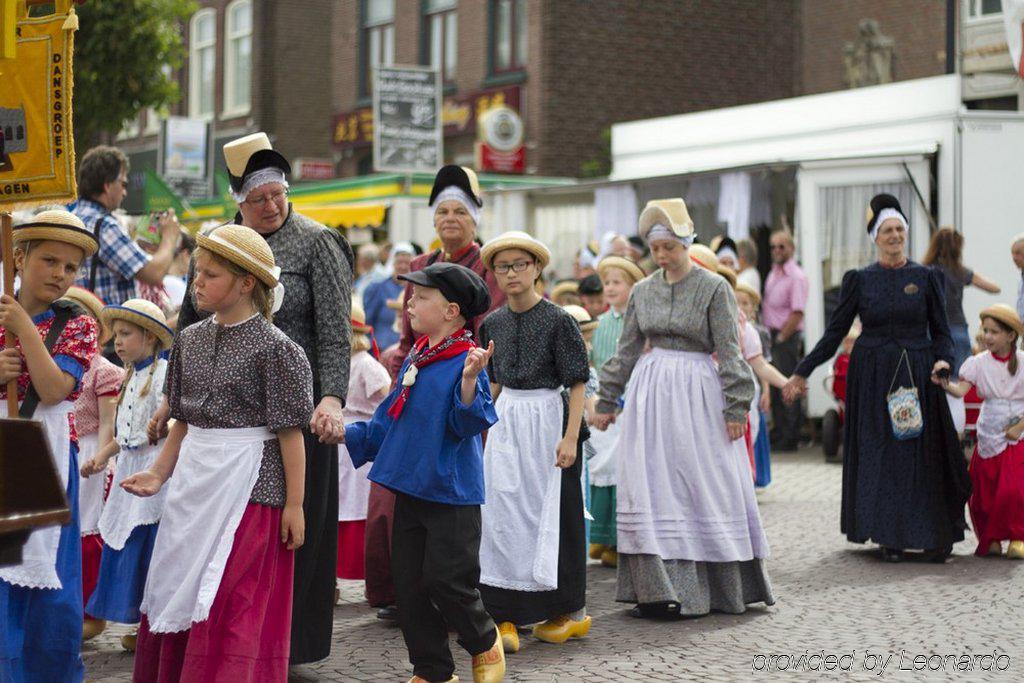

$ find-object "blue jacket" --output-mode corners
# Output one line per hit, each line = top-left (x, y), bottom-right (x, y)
(363, 277), (404, 349)
(345, 352), (498, 505)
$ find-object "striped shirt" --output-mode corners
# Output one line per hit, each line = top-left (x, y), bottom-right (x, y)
(591, 308), (626, 375)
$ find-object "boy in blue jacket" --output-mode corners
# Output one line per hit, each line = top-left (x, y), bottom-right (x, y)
(345, 263), (504, 683)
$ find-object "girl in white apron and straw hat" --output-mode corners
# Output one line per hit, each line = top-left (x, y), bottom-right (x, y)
(122, 224), (312, 682)
(80, 298), (172, 651)
(477, 231), (592, 652)
(0, 210), (100, 683)
(60, 285), (125, 642)
(592, 199), (774, 620)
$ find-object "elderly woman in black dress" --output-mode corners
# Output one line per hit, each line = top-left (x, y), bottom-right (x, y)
(783, 194), (970, 562)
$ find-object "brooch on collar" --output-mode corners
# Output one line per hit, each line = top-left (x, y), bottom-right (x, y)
(904, 283), (919, 295)
(402, 365), (419, 387)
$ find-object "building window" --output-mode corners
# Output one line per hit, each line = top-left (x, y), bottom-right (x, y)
(425, 0), (457, 81)
(966, 0), (1002, 19)
(223, 0), (252, 116)
(189, 9), (216, 120)
(363, 0), (396, 96)
(491, 0), (527, 73)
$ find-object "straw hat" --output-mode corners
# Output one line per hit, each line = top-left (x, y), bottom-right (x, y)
(980, 304), (1024, 337)
(598, 255), (644, 285)
(196, 224), (279, 288)
(688, 244), (719, 272)
(550, 280), (580, 302)
(735, 282), (761, 307)
(481, 231), (551, 270)
(563, 304), (599, 333)
(638, 198), (695, 242)
(13, 210), (98, 257)
(717, 264), (738, 289)
(223, 132), (291, 193)
(351, 301), (372, 335)
(60, 286), (106, 321)
(101, 299), (173, 349)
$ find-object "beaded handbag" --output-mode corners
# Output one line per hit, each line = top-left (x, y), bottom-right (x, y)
(887, 349), (924, 441)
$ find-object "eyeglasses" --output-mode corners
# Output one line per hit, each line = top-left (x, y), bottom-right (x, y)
(493, 260), (534, 275)
(244, 189), (289, 207)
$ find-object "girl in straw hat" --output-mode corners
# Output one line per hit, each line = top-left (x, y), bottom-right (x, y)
(80, 298), (172, 651)
(120, 224), (313, 682)
(0, 210), (100, 682)
(586, 255), (645, 569)
(336, 303), (391, 584)
(593, 199), (774, 619)
(735, 283), (774, 488)
(935, 304), (1024, 559)
(477, 231), (592, 651)
(60, 286), (125, 642)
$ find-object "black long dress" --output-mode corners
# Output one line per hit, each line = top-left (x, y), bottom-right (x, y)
(176, 208), (354, 663)
(796, 262), (970, 551)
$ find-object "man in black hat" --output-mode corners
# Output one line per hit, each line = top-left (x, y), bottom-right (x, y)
(344, 262), (506, 683)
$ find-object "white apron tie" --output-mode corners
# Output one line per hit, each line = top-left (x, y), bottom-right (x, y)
(480, 388), (564, 592)
(0, 401), (74, 590)
(140, 425), (272, 633)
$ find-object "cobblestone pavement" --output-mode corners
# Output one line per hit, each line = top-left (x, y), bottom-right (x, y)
(84, 446), (1023, 682)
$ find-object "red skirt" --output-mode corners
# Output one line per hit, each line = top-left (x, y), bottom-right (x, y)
(82, 533), (103, 621)
(968, 441), (1024, 555)
(336, 520), (366, 580)
(133, 504), (294, 683)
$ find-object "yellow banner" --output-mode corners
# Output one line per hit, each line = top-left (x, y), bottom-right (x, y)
(0, 3), (77, 207)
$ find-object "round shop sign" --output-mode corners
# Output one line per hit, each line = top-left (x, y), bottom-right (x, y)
(480, 106), (524, 153)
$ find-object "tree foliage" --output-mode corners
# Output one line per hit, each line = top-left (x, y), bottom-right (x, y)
(71, 0), (196, 148)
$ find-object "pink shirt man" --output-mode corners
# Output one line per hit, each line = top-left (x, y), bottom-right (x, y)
(762, 259), (809, 332)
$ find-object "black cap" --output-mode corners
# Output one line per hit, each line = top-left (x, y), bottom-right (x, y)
(866, 194), (907, 234)
(429, 165), (483, 207)
(715, 236), (738, 255)
(578, 274), (604, 295)
(399, 263), (491, 319)
(228, 149), (292, 193)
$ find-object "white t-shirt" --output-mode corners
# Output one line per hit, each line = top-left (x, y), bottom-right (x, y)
(162, 275), (187, 308)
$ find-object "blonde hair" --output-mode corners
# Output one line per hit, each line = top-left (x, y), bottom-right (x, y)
(352, 332), (372, 354)
(194, 246), (274, 320)
(115, 324), (161, 408)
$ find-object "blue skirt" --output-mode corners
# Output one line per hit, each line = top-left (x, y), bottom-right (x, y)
(86, 523), (158, 624)
(0, 443), (84, 683)
(754, 411), (772, 488)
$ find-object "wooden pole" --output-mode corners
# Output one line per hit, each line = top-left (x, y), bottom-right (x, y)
(1, 211), (17, 416)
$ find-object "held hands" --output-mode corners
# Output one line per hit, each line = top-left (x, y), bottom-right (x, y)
(463, 341), (495, 382)
(281, 503), (305, 550)
(147, 397), (171, 445)
(930, 360), (951, 388)
(555, 436), (577, 469)
(310, 396), (345, 444)
(758, 390), (771, 414)
(120, 470), (165, 497)
(0, 295), (33, 339)
(0, 348), (22, 384)
(590, 413), (616, 431)
(726, 421), (746, 441)
(781, 375), (807, 405)
(79, 454), (111, 478)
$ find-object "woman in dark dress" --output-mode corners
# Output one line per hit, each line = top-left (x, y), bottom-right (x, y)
(783, 194), (970, 562)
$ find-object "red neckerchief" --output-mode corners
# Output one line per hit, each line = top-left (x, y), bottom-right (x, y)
(388, 330), (475, 419)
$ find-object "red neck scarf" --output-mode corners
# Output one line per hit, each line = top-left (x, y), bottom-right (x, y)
(387, 329), (475, 419)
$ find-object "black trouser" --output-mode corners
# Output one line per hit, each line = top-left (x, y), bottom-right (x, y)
(392, 492), (496, 682)
(769, 330), (804, 447)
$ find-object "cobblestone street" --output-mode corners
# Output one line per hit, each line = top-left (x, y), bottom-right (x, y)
(84, 447), (1024, 681)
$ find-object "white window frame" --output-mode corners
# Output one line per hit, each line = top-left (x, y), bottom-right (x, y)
(222, 0), (252, 118)
(964, 0), (1003, 23)
(426, 1), (458, 81)
(363, 0), (396, 95)
(188, 9), (217, 121)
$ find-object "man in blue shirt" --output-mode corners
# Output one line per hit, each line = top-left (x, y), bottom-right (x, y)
(345, 263), (505, 683)
(363, 242), (416, 349)
(69, 146), (181, 306)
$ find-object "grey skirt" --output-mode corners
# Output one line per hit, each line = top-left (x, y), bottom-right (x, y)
(616, 553), (775, 616)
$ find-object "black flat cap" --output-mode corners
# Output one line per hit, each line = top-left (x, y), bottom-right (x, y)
(399, 263), (491, 319)
(429, 165), (483, 207)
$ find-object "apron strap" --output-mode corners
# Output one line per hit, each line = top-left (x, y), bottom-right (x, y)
(20, 303), (76, 419)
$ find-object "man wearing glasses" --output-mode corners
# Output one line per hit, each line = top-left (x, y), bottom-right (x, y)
(763, 229), (809, 452)
(70, 145), (182, 306)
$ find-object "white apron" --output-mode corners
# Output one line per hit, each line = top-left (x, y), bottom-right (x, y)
(98, 441), (166, 550)
(0, 401), (73, 590)
(615, 349), (769, 563)
(338, 416), (371, 522)
(587, 420), (621, 488)
(480, 388), (564, 592)
(140, 426), (271, 633)
(976, 398), (1024, 459)
(78, 432), (106, 536)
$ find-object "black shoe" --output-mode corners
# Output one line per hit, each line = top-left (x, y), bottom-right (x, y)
(376, 605), (399, 622)
(629, 602), (680, 620)
(925, 545), (953, 563)
(880, 547), (903, 563)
